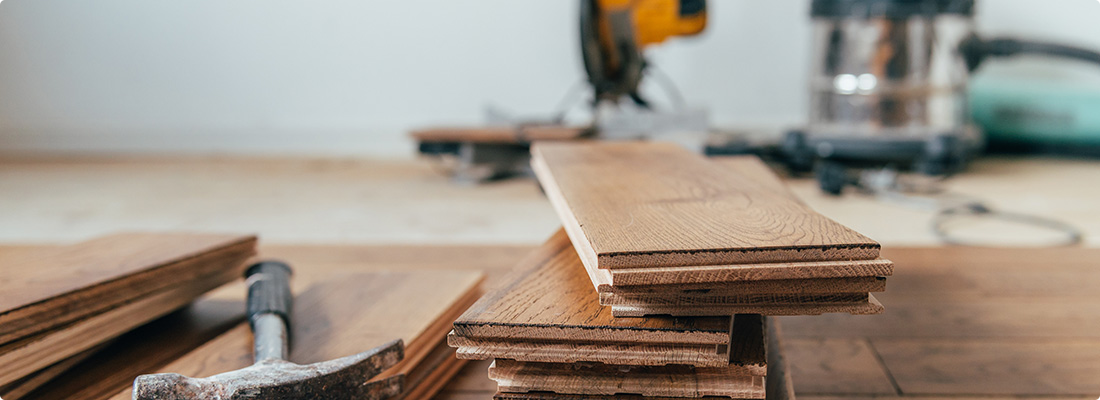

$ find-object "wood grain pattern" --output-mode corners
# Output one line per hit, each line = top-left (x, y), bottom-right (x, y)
(0, 263), (243, 388)
(489, 359), (766, 399)
(531, 142), (879, 269)
(612, 294), (884, 317)
(411, 126), (588, 144)
(0, 233), (256, 346)
(108, 270), (484, 400)
(453, 230), (732, 345)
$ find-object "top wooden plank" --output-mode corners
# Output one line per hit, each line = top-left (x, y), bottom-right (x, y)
(0, 233), (254, 313)
(0, 233), (256, 344)
(410, 125), (587, 144)
(531, 142), (880, 269)
(452, 230), (732, 345)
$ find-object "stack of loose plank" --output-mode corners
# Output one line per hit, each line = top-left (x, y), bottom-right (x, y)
(0, 233), (257, 396)
(531, 142), (893, 317)
(451, 141), (890, 399)
(450, 231), (773, 399)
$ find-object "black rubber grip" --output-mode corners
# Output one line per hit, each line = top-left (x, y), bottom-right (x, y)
(245, 260), (293, 326)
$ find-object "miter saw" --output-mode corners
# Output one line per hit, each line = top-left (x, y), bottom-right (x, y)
(415, 0), (710, 182)
(580, 0), (707, 107)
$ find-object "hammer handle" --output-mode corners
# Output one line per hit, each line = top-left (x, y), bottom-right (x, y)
(245, 261), (293, 327)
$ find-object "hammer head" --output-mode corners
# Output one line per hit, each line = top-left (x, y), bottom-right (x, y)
(133, 339), (404, 400)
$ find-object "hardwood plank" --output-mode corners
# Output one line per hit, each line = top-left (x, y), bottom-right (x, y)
(873, 339), (1100, 395)
(482, 320), (796, 400)
(452, 230), (733, 345)
(530, 141), (879, 269)
(411, 126), (587, 144)
(14, 295), (244, 400)
(489, 359), (766, 399)
(403, 341), (469, 400)
(611, 294), (884, 317)
(606, 259), (893, 286)
(0, 263), (243, 388)
(0, 233), (256, 346)
(108, 270), (484, 400)
(452, 314), (765, 369)
(601, 276), (887, 296)
(604, 292), (871, 307)
(784, 338), (896, 395)
(451, 335), (730, 368)
(0, 346), (101, 400)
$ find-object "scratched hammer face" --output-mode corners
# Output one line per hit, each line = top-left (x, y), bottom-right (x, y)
(132, 341), (404, 400)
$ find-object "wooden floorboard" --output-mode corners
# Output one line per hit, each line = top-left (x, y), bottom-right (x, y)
(531, 142), (879, 269)
(784, 338), (897, 395)
(873, 339), (1100, 395)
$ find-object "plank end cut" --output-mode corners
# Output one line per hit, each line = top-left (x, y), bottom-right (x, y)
(530, 141), (881, 269)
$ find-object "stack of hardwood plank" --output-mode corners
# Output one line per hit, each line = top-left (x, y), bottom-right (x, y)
(451, 141), (891, 399)
(450, 232), (771, 399)
(0, 233), (257, 397)
(531, 142), (893, 317)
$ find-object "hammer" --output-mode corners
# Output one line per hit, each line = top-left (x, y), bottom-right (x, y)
(132, 261), (406, 400)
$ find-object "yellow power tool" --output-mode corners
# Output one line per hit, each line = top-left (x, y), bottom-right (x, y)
(580, 0), (707, 107)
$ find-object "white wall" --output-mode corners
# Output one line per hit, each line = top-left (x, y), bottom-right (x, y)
(0, 0), (1098, 157)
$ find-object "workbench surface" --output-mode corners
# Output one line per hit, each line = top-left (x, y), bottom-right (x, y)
(0, 155), (1096, 247)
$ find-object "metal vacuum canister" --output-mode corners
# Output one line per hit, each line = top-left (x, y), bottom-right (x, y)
(793, 0), (981, 179)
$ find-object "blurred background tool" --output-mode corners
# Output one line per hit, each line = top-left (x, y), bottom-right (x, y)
(413, 0), (709, 182)
(777, 0), (1100, 195)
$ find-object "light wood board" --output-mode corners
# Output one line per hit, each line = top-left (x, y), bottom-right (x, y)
(452, 230), (733, 345)
(411, 126), (588, 144)
(0, 233), (256, 346)
(0, 262), (245, 388)
(107, 269), (484, 400)
(531, 141), (879, 269)
(489, 359), (766, 399)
